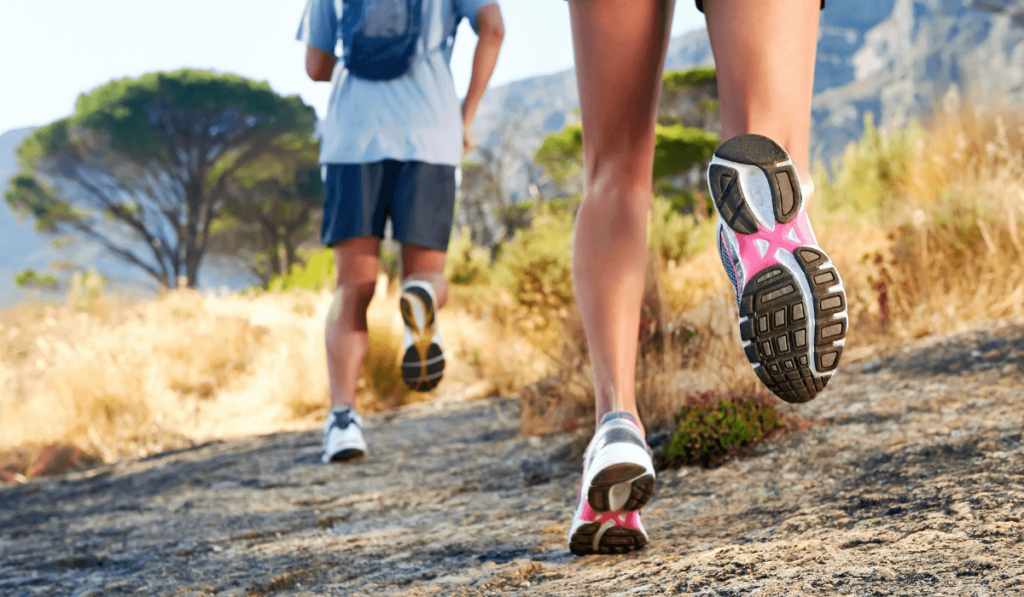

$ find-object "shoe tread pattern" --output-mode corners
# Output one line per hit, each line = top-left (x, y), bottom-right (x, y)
(569, 523), (648, 556)
(710, 164), (759, 235)
(739, 266), (828, 403)
(794, 247), (847, 375)
(587, 463), (654, 513)
(400, 292), (445, 391)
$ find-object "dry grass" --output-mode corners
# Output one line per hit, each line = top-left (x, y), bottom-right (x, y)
(0, 274), (552, 465)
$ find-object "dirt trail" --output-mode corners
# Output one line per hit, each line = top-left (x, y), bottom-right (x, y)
(3, 322), (1024, 596)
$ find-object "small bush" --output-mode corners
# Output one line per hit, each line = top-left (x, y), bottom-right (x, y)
(494, 205), (576, 316)
(663, 392), (788, 468)
(15, 269), (59, 290)
(268, 248), (336, 292)
(445, 227), (491, 286)
(662, 67), (717, 92)
(648, 194), (716, 264)
(815, 113), (922, 217)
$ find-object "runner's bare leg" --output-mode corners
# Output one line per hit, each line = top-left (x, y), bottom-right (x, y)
(569, 0), (676, 436)
(325, 238), (380, 410)
(705, 0), (820, 181)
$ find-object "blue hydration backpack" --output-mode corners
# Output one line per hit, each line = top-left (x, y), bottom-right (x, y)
(341, 0), (424, 81)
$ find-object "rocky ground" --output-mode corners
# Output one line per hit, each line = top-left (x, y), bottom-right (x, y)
(3, 321), (1024, 597)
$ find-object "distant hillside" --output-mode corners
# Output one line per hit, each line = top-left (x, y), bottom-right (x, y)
(469, 0), (1024, 196)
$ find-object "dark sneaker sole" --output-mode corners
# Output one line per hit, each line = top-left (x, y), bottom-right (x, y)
(710, 134), (848, 404)
(400, 290), (445, 391)
(587, 463), (655, 513)
(326, 448), (365, 463)
(569, 523), (648, 556)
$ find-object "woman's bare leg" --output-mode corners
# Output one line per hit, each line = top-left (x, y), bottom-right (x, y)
(569, 0), (676, 435)
(705, 0), (820, 178)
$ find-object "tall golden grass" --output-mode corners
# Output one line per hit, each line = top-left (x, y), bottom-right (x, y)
(0, 274), (551, 465)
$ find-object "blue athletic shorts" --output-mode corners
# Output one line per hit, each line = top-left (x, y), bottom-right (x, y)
(321, 160), (456, 251)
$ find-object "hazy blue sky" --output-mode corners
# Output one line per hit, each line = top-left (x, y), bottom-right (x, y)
(0, 0), (706, 135)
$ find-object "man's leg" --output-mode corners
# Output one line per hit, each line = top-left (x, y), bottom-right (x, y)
(402, 245), (448, 308)
(325, 238), (380, 410)
(565, 0), (673, 557)
(705, 0), (820, 178)
(399, 244), (448, 391)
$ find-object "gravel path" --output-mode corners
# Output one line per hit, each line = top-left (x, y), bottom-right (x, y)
(3, 321), (1024, 596)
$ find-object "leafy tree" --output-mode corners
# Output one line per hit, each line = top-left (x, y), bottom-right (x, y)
(535, 122), (718, 186)
(652, 125), (719, 180)
(5, 69), (315, 288)
(533, 123), (583, 186)
(660, 67), (720, 132)
(208, 133), (323, 284)
(14, 269), (59, 291)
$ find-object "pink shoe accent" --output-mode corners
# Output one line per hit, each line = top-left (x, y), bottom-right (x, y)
(734, 210), (818, 285)
(578, 497), (643, 530)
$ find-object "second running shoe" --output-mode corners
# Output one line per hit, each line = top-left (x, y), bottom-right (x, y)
(710, 134), (848, 403)
(400, 280), (445, 391)
(568, 412), (655, 556)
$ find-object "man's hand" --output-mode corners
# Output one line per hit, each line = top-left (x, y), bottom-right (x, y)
(462, 107), (475, 155)
(306, 46), (336, 82)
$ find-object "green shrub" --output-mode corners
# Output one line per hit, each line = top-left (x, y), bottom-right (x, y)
(494, 205), (575, 313)
(663, 392), (786, 468)
(68, 270), (106, 312)
(652, 125), (720, 180)
(815, 113), (923, 217)
(534, 124), (584, 185)
(648, 195), (716, 264)
(445, 227), (491, 286)
(14, 269), (59, 290)
(267, 248), (336, 292)
(662, 67), (717, 92)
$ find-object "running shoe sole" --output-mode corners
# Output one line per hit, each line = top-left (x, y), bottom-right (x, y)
(569, 441), (655, 556)
(710, 134), (848, 403)
(326, 448), (365, 463)
(400, 286), (445, 391)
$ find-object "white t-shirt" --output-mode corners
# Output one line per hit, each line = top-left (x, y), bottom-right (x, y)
(297, 0), (495, 167)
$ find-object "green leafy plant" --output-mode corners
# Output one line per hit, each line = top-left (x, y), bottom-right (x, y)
(663, 392), (790, 468)
(445, 227), (491, 286)
(14, 269), (59, 291)
(662, 67), (717, 92)
(267, 248), (336, 292)
(493, 205), (575, 314)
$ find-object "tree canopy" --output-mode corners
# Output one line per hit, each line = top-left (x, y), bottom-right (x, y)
(208, 133), (323, 284)
(5, 69), (315, 288)
(535, 122), (719, 186)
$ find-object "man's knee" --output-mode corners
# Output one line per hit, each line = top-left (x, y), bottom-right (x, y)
(326, 281), (377, 333)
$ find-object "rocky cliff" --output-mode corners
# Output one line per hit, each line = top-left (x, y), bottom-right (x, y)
(470, 0), (1024, 196)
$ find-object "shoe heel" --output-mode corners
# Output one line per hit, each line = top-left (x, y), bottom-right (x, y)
(587, 463), (655, 512)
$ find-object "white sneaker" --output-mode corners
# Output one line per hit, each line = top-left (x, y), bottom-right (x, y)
(568, 412), (655, 556)
(321, 408), (366, 463)
(399, 280), (445, 391)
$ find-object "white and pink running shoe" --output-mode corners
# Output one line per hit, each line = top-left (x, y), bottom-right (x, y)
(709, 134), (848, 403)
(568, 412), (655, 556)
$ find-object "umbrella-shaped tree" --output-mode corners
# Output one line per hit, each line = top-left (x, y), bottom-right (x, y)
(5, 69), (315, 288)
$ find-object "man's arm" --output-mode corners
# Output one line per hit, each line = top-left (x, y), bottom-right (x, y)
(306, 46), (336, 82)
(461, 4), (505, 154)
